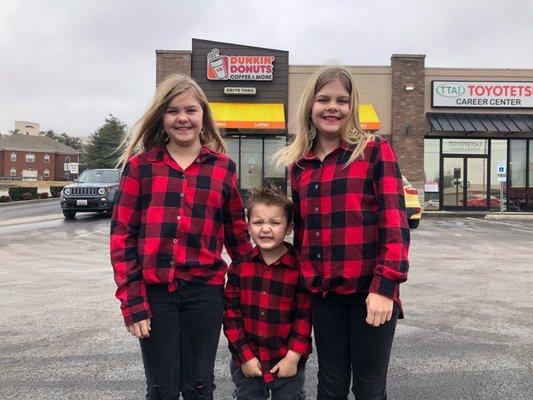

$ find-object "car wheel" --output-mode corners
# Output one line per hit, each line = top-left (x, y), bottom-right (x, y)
(63, 210), (76, 219)
(408, 219), (420, 229)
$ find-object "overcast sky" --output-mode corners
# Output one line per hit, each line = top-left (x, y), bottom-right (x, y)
(1, 0), (532, 137)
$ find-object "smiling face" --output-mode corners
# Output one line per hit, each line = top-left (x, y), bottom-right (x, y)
(162, 90), (204, 149)
(310, 78), (351, 138)
(248, 203), (292, 253)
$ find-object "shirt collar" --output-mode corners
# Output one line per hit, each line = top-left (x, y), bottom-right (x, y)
(251, 242), (297, 268)
(300, 140), (354, 162)
(147, 145), (217, 164)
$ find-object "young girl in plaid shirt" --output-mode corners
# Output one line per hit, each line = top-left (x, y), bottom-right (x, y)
(110, 74), (252, 400)
(275, 66), (410, 400)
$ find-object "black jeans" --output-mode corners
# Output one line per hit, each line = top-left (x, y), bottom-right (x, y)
(139, 281), (224, 400)
(312, 293), (398, 400)
(230, 360), (306, 400)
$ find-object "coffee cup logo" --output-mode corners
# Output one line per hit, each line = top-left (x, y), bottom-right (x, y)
(208, 49), (228, 79)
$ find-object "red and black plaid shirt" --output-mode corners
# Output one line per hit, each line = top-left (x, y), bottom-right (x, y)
(110, 145), (252, 326)
(290, 136), (409, 315)
(223, 243), (312, 383)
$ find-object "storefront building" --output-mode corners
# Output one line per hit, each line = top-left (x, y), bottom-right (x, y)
(157, 40), (533, 211)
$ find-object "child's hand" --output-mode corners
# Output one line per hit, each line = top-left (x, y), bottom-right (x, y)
(365, 293), (393, 327)
(241, 357), (262, 378)
(126, 318), (151, 339)
(270, 350), (301, 378)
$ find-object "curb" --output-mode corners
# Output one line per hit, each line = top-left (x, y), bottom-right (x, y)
(0, 197), (60, 208)
(422, 211), (533, 220)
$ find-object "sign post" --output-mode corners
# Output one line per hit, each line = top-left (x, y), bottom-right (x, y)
(496, 162), (506, 214)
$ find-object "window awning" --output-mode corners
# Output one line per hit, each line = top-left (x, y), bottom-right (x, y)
(359, 104), (380, 131)
(209, 103), (285, 130)
(428, 113), (533, 133)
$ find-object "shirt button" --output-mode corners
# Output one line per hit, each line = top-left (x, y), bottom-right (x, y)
(315, 232), (320, 236)
(262, 291), (267, 295)
(170, 261), (175, 266)
(182, 173), (186, 178)
(314, 207), (319, 212)
(314, 184), (319, 189)
(317, 253), (322, 259)
(177, 216), (181, 220)
(173, 239), (177, 243)
(196, 158), (200, 163)
(260, 311), (265, 316)
(180, 193), (184, 197)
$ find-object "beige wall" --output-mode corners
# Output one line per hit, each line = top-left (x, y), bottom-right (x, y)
(425, 68), (533, 114)
(288, 66), (391, 136)
(15, 121), (40, 136)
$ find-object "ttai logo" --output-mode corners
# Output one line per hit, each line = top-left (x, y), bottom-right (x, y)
(436, 83), (465, 97)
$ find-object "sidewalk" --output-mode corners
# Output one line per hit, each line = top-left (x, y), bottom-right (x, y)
(423, 210), (533, 220)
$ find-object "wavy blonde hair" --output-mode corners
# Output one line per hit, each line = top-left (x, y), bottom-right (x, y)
(275, 66), (373, 167)
(117, 74), (227, 166)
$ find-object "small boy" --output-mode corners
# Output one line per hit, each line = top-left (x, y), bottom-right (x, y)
(223, 186), (312, 400)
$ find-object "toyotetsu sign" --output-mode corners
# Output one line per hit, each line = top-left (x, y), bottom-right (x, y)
(432, 81), (533, 108)
(207, 48), (274, 81)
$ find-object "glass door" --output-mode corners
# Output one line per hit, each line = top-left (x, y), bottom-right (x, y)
(240, 138), (263, 194)
(442, 157), (465, 209)
(442, 156), (489, 210)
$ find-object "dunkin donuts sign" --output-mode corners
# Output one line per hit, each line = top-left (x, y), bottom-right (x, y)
(207, 48), (275, 81)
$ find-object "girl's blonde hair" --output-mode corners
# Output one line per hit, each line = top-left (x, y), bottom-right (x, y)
(275, 66), (373, 167)
(118, 74), (227, 166)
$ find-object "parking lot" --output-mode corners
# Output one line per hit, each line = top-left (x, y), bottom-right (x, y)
(1, 205), (532, 399)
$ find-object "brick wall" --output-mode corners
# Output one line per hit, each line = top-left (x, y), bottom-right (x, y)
(0, 150), (65, 180)
(390, 54), (426, 190)
(156, 50), (192, 85)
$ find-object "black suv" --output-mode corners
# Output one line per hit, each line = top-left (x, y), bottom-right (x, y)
(60, 169), (121, 219)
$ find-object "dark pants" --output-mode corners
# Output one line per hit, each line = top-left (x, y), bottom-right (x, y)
(312, 293), (398, 400)
(230, 360), (306, 400)
(139, 281), (224, 400)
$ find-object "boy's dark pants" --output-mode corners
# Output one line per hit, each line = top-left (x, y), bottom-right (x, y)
(230, 360), (306, 400)
(139, 281), (224, 400)
(312, 293), (398, 400)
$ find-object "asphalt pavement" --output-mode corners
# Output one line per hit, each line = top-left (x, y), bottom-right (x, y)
(1, 204), (532, 399)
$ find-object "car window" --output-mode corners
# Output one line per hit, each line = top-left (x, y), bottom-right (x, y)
(78, 170), (120, 183)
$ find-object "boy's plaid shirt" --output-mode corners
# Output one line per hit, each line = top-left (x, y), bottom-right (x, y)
(110, 145), (252, 325)
(223, 243), (312, 383)
(290, 136), (410, 315)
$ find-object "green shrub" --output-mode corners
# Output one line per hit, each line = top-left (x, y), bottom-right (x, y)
(50, 186), (65, 197)
(8, 187), (38, 201)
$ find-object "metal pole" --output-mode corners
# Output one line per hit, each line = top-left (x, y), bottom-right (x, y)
(500, 180), (504, 214)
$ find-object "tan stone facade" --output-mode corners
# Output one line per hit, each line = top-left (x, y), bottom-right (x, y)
(156, 50), (191, 85)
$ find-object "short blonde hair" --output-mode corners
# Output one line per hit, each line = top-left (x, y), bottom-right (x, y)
(275, 66), (373, 167)
(118, 74), (227, 166)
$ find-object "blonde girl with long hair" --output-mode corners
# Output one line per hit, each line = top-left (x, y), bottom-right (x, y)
(276, 66), (410, 400)
(111, 74), (252, 400)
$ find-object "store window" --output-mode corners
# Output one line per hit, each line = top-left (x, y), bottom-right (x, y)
(529, 140), (533, 212)
(44, 169), (50, 178)
(442, 138), (488, 155)
(489, 140), (507, 211)
(508, 140), (527, 211)
(25, 153), (35, 163)
(10, 167), (16, 177)
(10, 152), (16, 162)
(240, 139), (263, 191)
(264, 137), (286, 192)
(423, 139), (440, 210)
(226, 138), (240, 180)
(44, 154), (50, 163)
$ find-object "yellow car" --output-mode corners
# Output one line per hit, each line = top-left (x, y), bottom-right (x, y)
(402, 176), (422, 229)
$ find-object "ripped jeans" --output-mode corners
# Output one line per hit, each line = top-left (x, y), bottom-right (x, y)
(139, 281), (224, 400)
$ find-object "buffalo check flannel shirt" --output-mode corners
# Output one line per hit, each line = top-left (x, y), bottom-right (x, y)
(110, 145), (252, 326)
(223, 243), (312, 383)
(290, 136), (410, 316)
